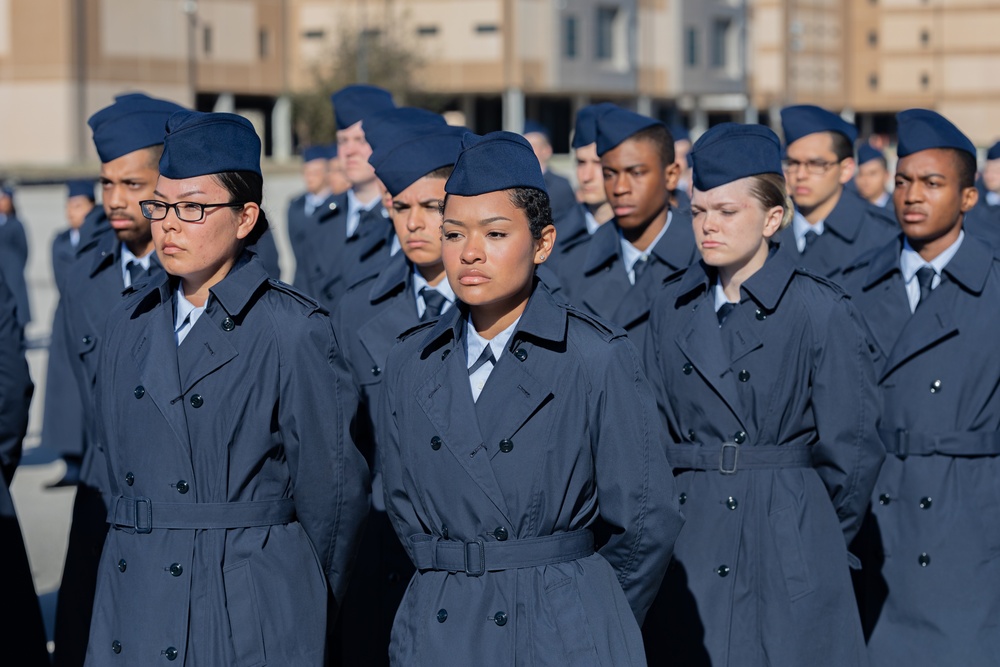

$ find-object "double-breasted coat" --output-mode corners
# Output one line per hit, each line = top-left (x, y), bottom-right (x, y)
(0, 212), (31, 327)
(85, 252), (369, 666)
(841, 233), (1000, 667)
(642, 248), (884, 666)
(557, 208), (697, 352)
(0, 272), (50, 667)
(777, 189), (897, 279)
(287, 191), (339, 288)
(377, 280), (684, 666)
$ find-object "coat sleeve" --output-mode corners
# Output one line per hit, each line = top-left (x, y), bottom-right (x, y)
(0, 275), (32, 486)
(809, 294), (885, 546)
(280, 313), (370, 608)
(590, 335), (684, 625)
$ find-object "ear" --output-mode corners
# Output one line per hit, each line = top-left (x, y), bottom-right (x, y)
(960, 185), (979, 213)
(534, 224), (557, 265)
(762, 205), (784, 240)
(664, 161), (682, 191)
(838, 157), (856, 185)
(381, 187), (393, 213)
(235, 203), (260, 241)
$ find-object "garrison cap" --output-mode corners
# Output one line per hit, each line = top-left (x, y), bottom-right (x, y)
(364, 107), (447, 153)
(159, 111), (262, 179)
(896, 108), (976, 160)
(88, 93), (186, 163)
(857, 143), (886, 166)
(987, 141), (1000, 161)
(522, 120), (551, 141)
(595, 107), (664, 156)
(66, 179), (96, 201)
(370, 125), (465, 197)
(330, 85), (395, 131)
(780, 104), (858, 147)
(445, 131), (547, 196)
(571, 102), (618, 149)
(690, 123), (783, 191)
(302, 145), (328, 163)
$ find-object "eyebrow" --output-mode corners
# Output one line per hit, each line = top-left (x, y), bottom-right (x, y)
(152, 189), (205, 198)
(442, 216), (512, 226)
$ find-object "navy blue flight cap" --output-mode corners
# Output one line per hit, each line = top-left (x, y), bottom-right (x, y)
(159, 111), (261, 179)
(302, 145), (327, 163)
(780, 104), (858, 147)
(986, 140), (1000, 161)
(523, 120), (551, 141)
(325, 143), (338, 159)
(331, 85), (395, 130)
(857, 143), (885, 166)
(445, 131), (547, 196)
(571, 103), (618, 149)
(371, 125), (465, 197)
(689, 123), (783, 192)
(87, 93), (186, 163)
(896, 108), (975, 159)
(595, 107), (664, 156)
(670, 123), (691, 143)
(364, 107), (446, 153)
(66, 179), (95, 201)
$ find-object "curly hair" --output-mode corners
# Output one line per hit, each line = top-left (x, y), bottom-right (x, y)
(506, 187), (553, 239)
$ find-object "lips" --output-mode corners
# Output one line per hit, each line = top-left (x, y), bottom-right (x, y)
(457, 270), (489, 285)
(901, 209), (928, 223)
(109, 217), (133, 229)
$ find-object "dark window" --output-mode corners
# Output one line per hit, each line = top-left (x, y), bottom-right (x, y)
(920, 72), (930, 88)
(869, 74), (878, 89)
(563, 15), (578, 59)
(868, 30), (877, 47)
(596, 7), (617, 61)
(203, 26), (212, 55)
(303, 29), (325, 40)
(685, 27), (698, 66)
(475, 24), (499, 34)
(711, 18), (731, 68)
(920, 29), (929, 46)
(259, 29), (269, 59)
(416, 25), (439, 36)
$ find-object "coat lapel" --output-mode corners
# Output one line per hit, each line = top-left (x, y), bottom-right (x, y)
(880, 278), (958, 381)
(175, 311), (239, 396)
(358, 297), (420, 371)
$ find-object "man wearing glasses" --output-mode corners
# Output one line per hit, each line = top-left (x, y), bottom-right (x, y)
(777, 105), (896, 279)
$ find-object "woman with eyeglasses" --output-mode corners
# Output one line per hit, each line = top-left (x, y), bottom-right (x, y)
(375, 131), (683, 666)
(85, 110), (369, 666)
(641, 123), (884, 666)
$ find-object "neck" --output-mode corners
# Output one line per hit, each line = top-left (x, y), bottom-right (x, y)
(717, 242), (770, 303)
(470, 282), (533, 340)
(621, 203), (668, 251)
(125, 238), (154, 258)
(418, 262), (446, 286)
(309, 187), (331, 198)
(180, 257), (238, 308)
(910, 220), (962, 263)
(588, 201), (614, 225)
(798, 187), (842, 225)
(351, 180), (381, 206)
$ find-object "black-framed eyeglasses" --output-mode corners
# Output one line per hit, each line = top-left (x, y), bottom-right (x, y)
(782, 159), (840, 176)
(139, 199), (247, 223)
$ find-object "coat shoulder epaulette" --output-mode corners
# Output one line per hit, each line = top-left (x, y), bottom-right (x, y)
(396, 319), (437, 343)
(267, 278), (329, 315)
(565, 304), (624, 342)
(792, 267), (849, 298)
(661, 266), (688, 287)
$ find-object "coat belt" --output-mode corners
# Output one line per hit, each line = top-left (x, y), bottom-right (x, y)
(409, 529), (595, 576)
(109, 495), (296, 534)
(879, 428), (1000, 457)
(667, 442), (812, 474)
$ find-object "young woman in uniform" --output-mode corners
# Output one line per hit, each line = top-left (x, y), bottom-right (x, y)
(86, 110), (369, 665)
(641, 122), (885, 666)
(376, 130), (684, 666)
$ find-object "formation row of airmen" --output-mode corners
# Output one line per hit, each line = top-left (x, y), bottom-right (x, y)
(2, 81), (1000, 666)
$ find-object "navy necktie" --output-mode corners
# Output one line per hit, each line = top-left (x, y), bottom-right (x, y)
(915, 266), (936, 309)
(126, 260), (147, 286)
(632, 256), (650, 285)
(468, 345), (496, 376)
(717, 302), (737, 326)
(420, 288), (446, 321)
(802, 229), (819, 253)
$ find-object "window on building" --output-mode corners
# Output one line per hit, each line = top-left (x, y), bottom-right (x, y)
(869, 74), (878, 89)
(685, 27), (698, 66)
(868, 30), (877, 47)
(203, 25), (212, 55)
(563, 15), (578, 59)
(303, 29), (324, 40)
(475, 24), (499, 34)
(711, 18), (731, 68)
(259, 29), (269, 59)
(920, 29), (929, 46)
(920, 72), (930, 88)
(596, 7), (617, 61)
(416, 25), (439, 36)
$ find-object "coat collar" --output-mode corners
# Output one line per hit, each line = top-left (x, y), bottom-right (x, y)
(809, 188), (867, 242)
(674, 245), (795, 312)
(368, 250), (411, 303)
(861, 232), (993, 295)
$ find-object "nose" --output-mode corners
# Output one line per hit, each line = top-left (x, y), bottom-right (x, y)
(611, 173), (629, 196)
(106, 183), (126, 210)
(460, 233), (485, 264)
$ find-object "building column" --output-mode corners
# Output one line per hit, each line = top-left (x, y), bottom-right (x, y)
(636, 95), (653, 117)
(743, 95), (758, 125)
(691, 101), (709, 139)
(503, 87), (525, 134)
(271, 95), (292, 163)
(214, 93), (235, 114)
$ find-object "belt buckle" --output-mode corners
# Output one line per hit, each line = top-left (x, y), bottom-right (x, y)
(464, 538), (486, 577)
(133, 497), (152, 534)
(720, 442), (739, 475)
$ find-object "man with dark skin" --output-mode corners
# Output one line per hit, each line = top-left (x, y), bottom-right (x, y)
(558, 106), (696, 352)
(842, 109), (1000, 667)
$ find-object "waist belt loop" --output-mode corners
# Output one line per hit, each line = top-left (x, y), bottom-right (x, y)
(720, 443), (739, 474)
(108, 496), (297, 532)
(465, 538), (486, 577)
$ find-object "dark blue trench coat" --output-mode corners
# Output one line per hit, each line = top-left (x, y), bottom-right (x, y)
(642, 248), (884, 666)
(841, 233), (1000, 667)
(376, 280), (684, 666)
(84, 253), (369, 666)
